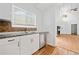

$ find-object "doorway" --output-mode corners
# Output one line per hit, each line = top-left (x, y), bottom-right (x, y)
(71, 24), (77, 35)
(57, 26), (61, 35)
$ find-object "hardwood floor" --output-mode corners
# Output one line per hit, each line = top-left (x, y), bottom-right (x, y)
(33, 45), (55, 55)
(33, 34), (79, 55)
(52, 46), (79, 55)
(56, 34), (79, 53)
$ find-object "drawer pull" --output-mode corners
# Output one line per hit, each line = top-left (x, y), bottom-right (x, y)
(18, 41), (19, 47)
(8, 39), (15, 42)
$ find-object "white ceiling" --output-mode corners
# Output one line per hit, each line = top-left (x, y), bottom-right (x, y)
(34, 3), (55, 11)
(31, 3), (79, 11)
(14, 3), (79, 13)
(14, 3), (57, 12)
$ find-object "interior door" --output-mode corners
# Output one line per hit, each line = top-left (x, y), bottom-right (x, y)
(57, 26), (61, 35)
(71, 24), (77, 35)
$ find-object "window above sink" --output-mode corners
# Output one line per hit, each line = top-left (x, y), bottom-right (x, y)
(11, 5), (37, 28)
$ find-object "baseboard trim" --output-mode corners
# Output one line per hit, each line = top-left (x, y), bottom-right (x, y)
(47, 43), (56, 47)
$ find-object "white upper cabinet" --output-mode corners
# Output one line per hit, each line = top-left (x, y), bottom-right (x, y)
(11, 5), (36, 28)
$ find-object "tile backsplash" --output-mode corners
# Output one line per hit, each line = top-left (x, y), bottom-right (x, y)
(0, 19), (37, 32)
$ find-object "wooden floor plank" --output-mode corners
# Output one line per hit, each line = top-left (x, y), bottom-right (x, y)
(33, 45), (55, 55)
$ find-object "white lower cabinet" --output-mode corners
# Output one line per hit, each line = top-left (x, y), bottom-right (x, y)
(0, 37), (20, 55)
(0, 45), (7, 55)
(6, 37), (20, 55)
(0, 39), (8, 55)
(39, 34), (45, 48)
(20, 34), (39, 55)
(20, 35), (32, 55)
(31, 34), (39, 54)
(0, 34), (39, 55)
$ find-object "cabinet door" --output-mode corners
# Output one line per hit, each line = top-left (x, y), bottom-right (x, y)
(20, 35), (32, 55)
(20, 34), (39, 55)
(7, 37), (19, 55)
(31, 34), (39, 54)
(0, 45), (7, 55)
(0, 38), (8, 55)
(39, 34), (45, 48)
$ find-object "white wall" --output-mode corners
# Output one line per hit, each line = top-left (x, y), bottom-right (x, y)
(42, 7), (56, 46)
(18, 3), (79, 46)
(0, 3), (44, 32)
(13, 3), (57, 46)
(13, 3), (44, 32)
(0, 3), (56, 46)
(43, 4), (79, 46)
(0, 3), (11, 20)
(56, 4), (79, 35)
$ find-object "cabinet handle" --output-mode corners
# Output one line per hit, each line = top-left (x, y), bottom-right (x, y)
(31, 39), (34, 43)
(8, 39), (15, 42)
(18, 41), (19, 47)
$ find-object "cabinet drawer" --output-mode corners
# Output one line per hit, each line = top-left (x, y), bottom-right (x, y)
(0, 39), (8, 45)
(7, 37), (19, 44)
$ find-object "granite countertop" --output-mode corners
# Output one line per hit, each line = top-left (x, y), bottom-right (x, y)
(0, 31), (49, 39)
